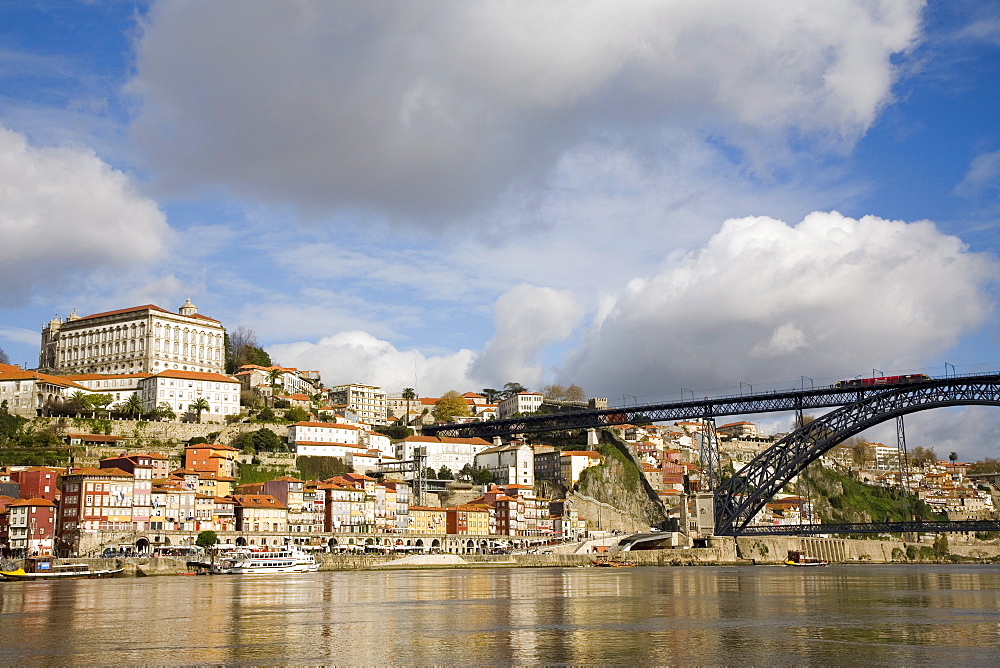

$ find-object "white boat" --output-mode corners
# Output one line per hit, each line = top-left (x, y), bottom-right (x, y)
(210, 547), (319, 574)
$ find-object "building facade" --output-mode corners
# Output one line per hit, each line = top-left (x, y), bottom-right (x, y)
(327, 384), (387, 426)
(39, 300), (225, 376)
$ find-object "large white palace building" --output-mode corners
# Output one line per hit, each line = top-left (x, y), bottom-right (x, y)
(38, 300), (226, 376)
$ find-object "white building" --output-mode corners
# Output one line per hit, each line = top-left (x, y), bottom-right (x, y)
(288, 421), (369, 458)
(0, 366), (93, 417)
(139, 370), (241, 419)
(497, 392), (544, 419)
(474, 442), (535, 486)
(327, 384), (388, 426)
(396, 436), (493, 476)
(39, 300), (226, 376)
(62, 373), (146, 408)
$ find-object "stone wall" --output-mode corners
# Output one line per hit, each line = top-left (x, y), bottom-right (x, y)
(735, 535), (1000, 563)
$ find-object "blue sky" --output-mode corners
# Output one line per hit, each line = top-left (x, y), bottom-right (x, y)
(0, 1), (998, 455)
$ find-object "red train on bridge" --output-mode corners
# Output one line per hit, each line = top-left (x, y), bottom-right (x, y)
(834, 374), (931, 389)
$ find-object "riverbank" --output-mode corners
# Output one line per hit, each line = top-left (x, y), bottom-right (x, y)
(7, 536), (1000, 577)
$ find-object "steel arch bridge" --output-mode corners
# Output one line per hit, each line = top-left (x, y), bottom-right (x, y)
(714, 376), (1000, 536)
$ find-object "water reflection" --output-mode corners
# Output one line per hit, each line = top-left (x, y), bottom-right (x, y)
(1, 565), (999, 665)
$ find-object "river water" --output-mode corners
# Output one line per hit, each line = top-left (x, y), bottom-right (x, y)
(2, 564), (999, 665)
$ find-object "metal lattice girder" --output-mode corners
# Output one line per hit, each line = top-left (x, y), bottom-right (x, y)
(713, 378), (1000, 536)
(424, 373), (1000, 439)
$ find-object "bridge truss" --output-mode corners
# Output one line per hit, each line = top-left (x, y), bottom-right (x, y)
(714, 377), (1000, 535)
(424, 374), (1000, 439)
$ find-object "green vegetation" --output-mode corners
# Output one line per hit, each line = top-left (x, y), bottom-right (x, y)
(233, 428), (286, 453)
(284, 407), (309, 422)
(296, 455), (352, 481)
(432, 390), (471, 423)
(237, 464), (290, 485)
(195, 530), (218, 548)
(225, 326), (272, 374)
(375, 425), (413, 441)
(800, 465), (943, 524)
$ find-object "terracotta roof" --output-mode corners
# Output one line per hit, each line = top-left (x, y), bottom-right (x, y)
(62, 373), (147, 381)
(149, 370), (238, 383)
(77, 304), (171, 320)
(0, 370), (92, 390)
(233, 494), (287, 509)
(293, 441), (367, 449)
(9, 498), (56, 507)
(293, 421), (359, 429)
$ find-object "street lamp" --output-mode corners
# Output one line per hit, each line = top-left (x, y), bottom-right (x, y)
(740, 382), (752, 394)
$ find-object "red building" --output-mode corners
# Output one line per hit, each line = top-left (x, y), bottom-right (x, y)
(11, 467), (63, 502)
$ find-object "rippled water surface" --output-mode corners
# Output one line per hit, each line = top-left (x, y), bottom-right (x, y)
(2, 564), (1000, 665)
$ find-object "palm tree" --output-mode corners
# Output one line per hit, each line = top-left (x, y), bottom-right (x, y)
(266, 368), (284, 406)
(123, 393), (144, 417)
(69, 390), (90, 416)
(189, 397), (211, 423)
(401, 387), (416, 425)
(949, 451), (958, 464)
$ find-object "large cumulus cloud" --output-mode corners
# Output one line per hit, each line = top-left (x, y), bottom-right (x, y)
(129, 0), (923, 222)
(0, 125), (169, 308)
(267, 331), (477, 396)
(559, 211), (998, 399)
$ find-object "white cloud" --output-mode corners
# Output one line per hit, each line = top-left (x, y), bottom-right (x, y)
(472, 284), (585, 388)
(954, 149), (1000, 198)
(129, 1), (922, 222)
(559, 211), (998, 399)
(0, 125), (170, 307)
(267, 330), (476, 397)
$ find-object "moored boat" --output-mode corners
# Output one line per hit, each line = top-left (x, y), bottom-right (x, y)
(1, 558), (124, 580)
(784, 549), (828, 566)
(210, 546), (319, 574)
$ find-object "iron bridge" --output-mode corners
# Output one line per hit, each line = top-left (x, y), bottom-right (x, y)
(423, 373), (1000, 537)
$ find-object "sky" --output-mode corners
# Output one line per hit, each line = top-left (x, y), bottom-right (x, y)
(0, 1), (998, 457)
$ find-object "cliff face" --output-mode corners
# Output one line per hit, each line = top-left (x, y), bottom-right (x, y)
(572, 429), (668, 530)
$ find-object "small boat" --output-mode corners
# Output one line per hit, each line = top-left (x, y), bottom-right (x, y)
(784, 549), (828, 566)
(211, 547), (320, 574)
(1, 558), (124, 581)
(590, 558), (634, 567)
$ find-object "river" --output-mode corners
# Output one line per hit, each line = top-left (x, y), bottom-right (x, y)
(2, 564), (999, 665)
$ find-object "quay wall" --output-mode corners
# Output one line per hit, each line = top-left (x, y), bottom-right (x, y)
(735, 536), (1000, 564)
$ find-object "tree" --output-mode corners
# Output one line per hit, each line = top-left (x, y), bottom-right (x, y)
(540, 384), (566, 400)
(401, 387), (416, 425)
(949, 451), (959, 464)
(432, 390), (470, 423)
(89, 393), (113, 416)
(266, 368), (284, 403)
(909, 446), (937, 467)
(284, 407), (308, 423)
(233, 428), (283, 453)
(0, 400), (26, 445)
(480, 388), (501, 403)
(0, 347), (9, 365)
(564, 384), (585, 402)
(189, 397), (211, 423)
(152, 402), (176, 421)
(257, 406), (277, 422)
(501, 382), (527, 399)
(122, 394), (144, 417)
(849, 440), (875, 468)
(226, 326), (272, 373)
(195, 530), (218, 548)
(68, 391), (90, 415)
(438, 466), (454, 480)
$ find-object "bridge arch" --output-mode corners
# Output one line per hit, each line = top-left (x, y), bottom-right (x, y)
(714, 379), (1000, 535)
